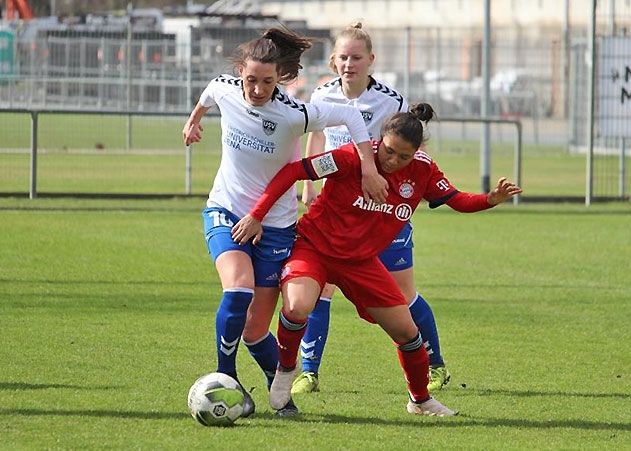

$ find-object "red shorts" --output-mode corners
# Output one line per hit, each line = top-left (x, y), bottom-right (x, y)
(280, 238), (407, 323)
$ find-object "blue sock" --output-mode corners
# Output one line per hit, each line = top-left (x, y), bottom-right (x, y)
(244, 332), (279, 390)
(300, 297), (331, 374)
(408, 293), (444, 367)
(215, 288), (253, 381)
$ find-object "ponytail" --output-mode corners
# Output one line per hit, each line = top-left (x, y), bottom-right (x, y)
(232, 26), (313, 84)
(382, 103), (435, 149)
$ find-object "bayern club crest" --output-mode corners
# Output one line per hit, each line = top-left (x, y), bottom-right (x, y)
(262, 118), (277, 136)
(399, 182), (414, 198)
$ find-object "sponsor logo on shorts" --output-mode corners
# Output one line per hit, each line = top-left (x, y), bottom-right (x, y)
(273, 247), (289, 255)
(266, 272), (279, 281)
(395, 257), (408, 266)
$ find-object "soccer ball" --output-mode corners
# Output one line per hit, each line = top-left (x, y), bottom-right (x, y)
(187, 372), (245, 426)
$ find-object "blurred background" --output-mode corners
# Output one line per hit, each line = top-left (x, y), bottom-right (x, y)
(1, 0), (630, 201)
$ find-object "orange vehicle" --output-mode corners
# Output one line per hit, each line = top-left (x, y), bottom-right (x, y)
(5, 0), (34, 20)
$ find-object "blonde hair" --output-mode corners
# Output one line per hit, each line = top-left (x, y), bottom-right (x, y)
(328, 22), (373, 74)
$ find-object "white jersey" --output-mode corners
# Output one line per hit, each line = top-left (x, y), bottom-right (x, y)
(199, 74), (370, 228)
(310, 76), (408, 151)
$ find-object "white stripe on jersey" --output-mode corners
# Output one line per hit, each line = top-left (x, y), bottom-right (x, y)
(414, 150), (433, 164)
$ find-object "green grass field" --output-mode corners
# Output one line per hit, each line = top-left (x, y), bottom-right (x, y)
(1, 198), (629, 449)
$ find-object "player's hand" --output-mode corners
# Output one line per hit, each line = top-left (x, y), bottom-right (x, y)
(361, 169), (388, 204)
(301, 180), (318, 208)
(487, 177), (523, 205)
(183, 122), (203, 146)
(231, 214), (263, 246)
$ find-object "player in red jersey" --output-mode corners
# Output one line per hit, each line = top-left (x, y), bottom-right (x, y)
(231, 103), (522, 416)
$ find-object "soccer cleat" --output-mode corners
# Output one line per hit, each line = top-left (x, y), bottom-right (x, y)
(269, 366), (298, 410)
(291, 371), (319, 394)
(237, 384), (256, 418)
(407, 397), (457, 417)
(274, 397), (300, 418)
(428, 365), (451, 392)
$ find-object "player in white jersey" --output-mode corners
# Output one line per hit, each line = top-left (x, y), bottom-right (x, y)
(182, 26), (388, 417)
(293, 22), (451, 395)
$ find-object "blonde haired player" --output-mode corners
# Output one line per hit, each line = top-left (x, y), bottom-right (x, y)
(293, 22), (451, 395)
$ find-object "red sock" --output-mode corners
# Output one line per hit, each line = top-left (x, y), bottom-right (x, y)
(396, 339), (430, 402)
(276, 310), (307, 370)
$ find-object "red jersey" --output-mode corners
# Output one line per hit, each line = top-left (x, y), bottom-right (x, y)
(251, 142), (462, 261)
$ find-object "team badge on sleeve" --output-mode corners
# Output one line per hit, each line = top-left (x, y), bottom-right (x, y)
(311, 153), (339, 178)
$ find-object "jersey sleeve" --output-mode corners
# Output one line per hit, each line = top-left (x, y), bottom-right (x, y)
(423, 160), (459, 208)
(445, 192), (493, 212)
(250, 148), (354, 221)
(422, 159), (493, 212)
(305, 101), (370, 144)
(400, 96), (410, 113)
(309, 86), (324, 103)
(199, 75), (235, 108)
(199, 78), (219, 108)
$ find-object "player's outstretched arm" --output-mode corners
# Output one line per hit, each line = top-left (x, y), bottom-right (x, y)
(302, 131), (325, 207)
(183, 103), (210, 146)
(232, 215), (263, 246)
(446, 176), (522, 212)
(487, 177), (523, 205)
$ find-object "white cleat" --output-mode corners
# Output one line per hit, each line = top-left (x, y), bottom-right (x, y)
(269, 366), (298, 410)
(407, 397), (458, 417)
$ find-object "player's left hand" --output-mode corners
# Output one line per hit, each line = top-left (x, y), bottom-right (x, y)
(487, 177), (523, 205)
(231, 214), (263, 245)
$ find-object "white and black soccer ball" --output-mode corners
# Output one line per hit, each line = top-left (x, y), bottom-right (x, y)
(187, 372), (245, 426)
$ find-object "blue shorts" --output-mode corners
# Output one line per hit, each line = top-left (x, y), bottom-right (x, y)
(202, 207), (295, 288)
(378, 221), (414, 271)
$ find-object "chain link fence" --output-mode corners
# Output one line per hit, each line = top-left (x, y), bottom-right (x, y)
(1, 2), (630, 200)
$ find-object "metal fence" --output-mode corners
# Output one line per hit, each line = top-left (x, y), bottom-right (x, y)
(1, 2), (630, 201)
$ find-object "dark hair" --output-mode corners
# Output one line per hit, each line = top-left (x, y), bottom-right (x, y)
(329, 21), (373, 74)
(231, 26), (313, 84)
(381, 103), (435, 149)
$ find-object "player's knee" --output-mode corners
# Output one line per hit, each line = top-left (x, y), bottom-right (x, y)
(242, 326), (268, 343)
(283, 300), (312, 321)
(391, 325), (420, 344)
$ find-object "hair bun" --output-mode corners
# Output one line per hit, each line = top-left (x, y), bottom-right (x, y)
(349, 21), (363, 30)
(410, 103), (434, 123)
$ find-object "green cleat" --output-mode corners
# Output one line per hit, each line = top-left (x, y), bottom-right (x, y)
(428, 366), (451, 392)
(290, 371), (319, 394)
